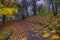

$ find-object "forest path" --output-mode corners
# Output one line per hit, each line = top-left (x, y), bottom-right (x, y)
(8, 15), (60, 40)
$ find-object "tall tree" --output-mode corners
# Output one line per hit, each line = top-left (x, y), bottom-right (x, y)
(48, 0), (51, 12)
(54, 0), (58, 16)
(22, 0), (28, 16)
(25, 0), (29, 16)
(50, 0), (55, 16)
(57, 0), (60, 7)
(50, 0), (58, 16)
(32, 0), (36, 15)
(0, 0), (19, 25)
(1, 0), (6, 25)
(21, 9), (25, 19)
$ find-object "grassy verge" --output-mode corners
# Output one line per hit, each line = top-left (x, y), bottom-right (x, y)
(0, 30), (13, 40)
(0, 22), (16, 40)
(36, 10), (60, 16)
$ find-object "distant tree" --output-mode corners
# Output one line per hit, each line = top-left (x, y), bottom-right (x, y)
(50, 0), (58, 16)
(50, 0), (55, 16)
(54, 0), (58, 16)
(32, 0), (36, 15)
(25, 0), (29, 16)
(48, 0), (51, 12)
(21, 9), (25, 19)
(22, 0), (28, 17)
(25, 6), (29, 16)
(1, 0), (6, 25)
(57, 0), (60, 7)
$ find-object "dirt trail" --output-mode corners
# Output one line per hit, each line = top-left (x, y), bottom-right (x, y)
(8, 16), (60, 40)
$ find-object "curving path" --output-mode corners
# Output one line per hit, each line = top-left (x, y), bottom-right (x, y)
(8, 16), (60, 40)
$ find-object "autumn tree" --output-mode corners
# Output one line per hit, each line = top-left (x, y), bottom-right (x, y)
(0, 0), (20, 25)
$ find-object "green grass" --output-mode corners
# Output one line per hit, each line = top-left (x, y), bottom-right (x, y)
(0, 22), (15, 40)
(36, 10), (60, 16)
(0, 29), (13, 40)
(41, 11), (53, 16)
(57, 10), (60, 14)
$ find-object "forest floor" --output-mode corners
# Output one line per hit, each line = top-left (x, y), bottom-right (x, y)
(0, 15), (60, 40)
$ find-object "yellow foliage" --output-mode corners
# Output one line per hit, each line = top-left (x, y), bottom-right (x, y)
(43, 31), (50, 37)
(51, 35), (59, 39)
(21, 38), (27, 40)
(43, 32), (50, 37)
(51, 30), (57, 33)
(49, 24), (53, 28)
(0, 7), (18, 18)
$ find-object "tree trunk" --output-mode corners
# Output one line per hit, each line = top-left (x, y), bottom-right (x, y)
(21, 9), (25, 19)
(2, 0), (3, 4)
(2, 15), (6, 25)
(48, 1), (50, 12)
(33, 0), (36, 15)
(51, 0), (55, 16)
(54, 0), (58, 16)
(25, 7), (29, 16)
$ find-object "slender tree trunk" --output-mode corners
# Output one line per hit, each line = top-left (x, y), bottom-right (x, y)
(25, 7), (29, 16)
(33, 0), (36, 15)
(1, 0), (6, 25)
(48, 1), (50, 12)
(54, 0), (58, 16)
(51, 0), (55, 16)
(21, 9), (25, 19)
(2, 15), (6, 25)
(2, 0), (3, 4)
